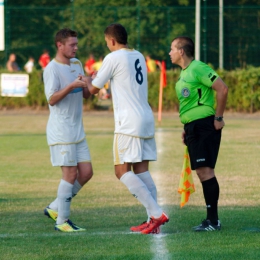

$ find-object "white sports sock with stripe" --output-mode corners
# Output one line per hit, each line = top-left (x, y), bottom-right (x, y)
(120, 171), (162, 218)
(49, 179), (82, 211)
(72, 179), (82, 197)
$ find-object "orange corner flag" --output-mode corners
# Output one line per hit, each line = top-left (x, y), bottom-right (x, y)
(160, 61), (167, 88)
(158, 61), (167, 123)
(177, 146), (195, 207)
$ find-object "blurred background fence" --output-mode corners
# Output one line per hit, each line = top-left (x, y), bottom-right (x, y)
(0, 2), (260, 71)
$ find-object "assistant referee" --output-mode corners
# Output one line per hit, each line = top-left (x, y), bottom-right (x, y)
(169, 36), (228, 231)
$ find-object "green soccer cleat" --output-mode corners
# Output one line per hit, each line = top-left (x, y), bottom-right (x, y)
(67, 219), (86, 231)
(55, 220), (86, 232)
(44, 206), (58, 221)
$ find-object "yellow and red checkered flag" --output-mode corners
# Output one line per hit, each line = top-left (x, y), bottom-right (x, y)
(178, 146), (195, 207)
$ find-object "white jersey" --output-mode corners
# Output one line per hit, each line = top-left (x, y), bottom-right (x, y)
(92, 49), (155, 138)
(44, 58), (85, 145)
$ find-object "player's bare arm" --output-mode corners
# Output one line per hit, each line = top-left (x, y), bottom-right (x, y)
(212, 78), (228, 130)
(49, 77), (87, 106)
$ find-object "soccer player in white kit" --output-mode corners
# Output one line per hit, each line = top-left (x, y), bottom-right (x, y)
(43, 28), (93, 232)
(83, 23), (169, 234)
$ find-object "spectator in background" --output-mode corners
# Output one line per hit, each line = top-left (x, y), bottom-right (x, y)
(6, 53), (20, 72)
(24, 56), (35, 73)
(84, 54), (96, 76)
(146, 55), (161, 73)
(91, 57), (103, 72)
(91, 57), (109, 99)
(39, 49), (50, 70)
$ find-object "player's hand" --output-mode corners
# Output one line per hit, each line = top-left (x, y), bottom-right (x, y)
(78, 74), (92, 85)
(214, 120), (225, 130)
(72, 77), (87, 88)
(91, 71), (97, 79)
(181, 131), (186, 145)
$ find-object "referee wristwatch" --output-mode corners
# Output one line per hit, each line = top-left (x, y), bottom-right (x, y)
(214, 116), (223, 122)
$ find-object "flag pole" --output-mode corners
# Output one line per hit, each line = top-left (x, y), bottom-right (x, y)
(158, 61), (167, 124)
(158, 77), (163, 124)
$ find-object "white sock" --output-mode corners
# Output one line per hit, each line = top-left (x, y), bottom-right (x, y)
(48, 179), (82, 211)
(72, 179), (82, 197)
(56, 179), (73, 225)
(49, 198), (58, 211)
(137, 171), (157, 222)
(120, 171), (162, 218)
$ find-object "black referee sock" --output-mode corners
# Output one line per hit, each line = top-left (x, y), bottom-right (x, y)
(201, 177), (219, 225)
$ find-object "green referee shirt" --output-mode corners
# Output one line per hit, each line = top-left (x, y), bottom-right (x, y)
(175, 60), (219, 124)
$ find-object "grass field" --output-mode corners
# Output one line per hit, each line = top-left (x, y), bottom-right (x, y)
(0, 110), (260, 260)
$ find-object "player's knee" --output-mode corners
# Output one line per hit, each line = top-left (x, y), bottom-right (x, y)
(83, 170), (93, 182)
(196, 167), (215, 182)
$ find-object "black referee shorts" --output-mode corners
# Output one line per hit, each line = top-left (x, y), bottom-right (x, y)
(184, 115), (222, 170)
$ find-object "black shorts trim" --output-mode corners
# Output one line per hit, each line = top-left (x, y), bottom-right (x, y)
(184, 116), (222, 170)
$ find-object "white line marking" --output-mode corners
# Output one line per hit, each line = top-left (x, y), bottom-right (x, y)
(150, 128), (170, 260)
(0, 231), (169, 238)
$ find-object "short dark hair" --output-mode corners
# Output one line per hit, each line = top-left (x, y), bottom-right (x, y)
(104, 23), (128, 45)
(55, 28), (78, 48)
(173, 36), (194, 58)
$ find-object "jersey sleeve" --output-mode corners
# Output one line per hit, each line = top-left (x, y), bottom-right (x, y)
(195, 62), (219, 88)
(79, 60), (85, 75)
(92, 55), (113, 89)
(43, 66), (60, 102)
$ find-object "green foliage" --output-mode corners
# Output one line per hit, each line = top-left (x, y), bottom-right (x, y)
(1, 2), (260, 71)
(218, 66), (260, 112)
(1, 66), (260, 112)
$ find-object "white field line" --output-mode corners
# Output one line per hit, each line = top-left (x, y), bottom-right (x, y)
(0, 230), (144, 238)
(0, 231), (169, 239)
(150, 128), (170, 260)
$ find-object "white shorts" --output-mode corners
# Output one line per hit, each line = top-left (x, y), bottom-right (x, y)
(113, 134), (157, 165)
(49, 139), (91, 167)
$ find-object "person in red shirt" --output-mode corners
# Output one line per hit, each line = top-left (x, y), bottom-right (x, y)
(39, 49), (51, 70)
(84, 54), (96, 76)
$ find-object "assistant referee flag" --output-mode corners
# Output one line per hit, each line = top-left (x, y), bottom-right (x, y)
(178, 146), (195, 207)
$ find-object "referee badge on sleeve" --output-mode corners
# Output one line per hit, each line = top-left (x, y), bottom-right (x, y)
(181, 87), (190, 98)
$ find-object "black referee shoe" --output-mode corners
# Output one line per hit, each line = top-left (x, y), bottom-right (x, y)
(193, 219), (221, 232)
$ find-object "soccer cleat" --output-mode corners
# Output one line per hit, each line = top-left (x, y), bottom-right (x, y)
(193, 219), (221, 232)
(44, 206), (58, 221)
(55, 220), (85, 232)
(67, 219), (86, 231)
(130, 221), (150, 232)
(151, 226), (161, 234)
(141, 212), (169, 234)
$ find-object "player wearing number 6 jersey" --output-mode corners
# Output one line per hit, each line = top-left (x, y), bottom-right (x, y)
(83, 23), (169, 234)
